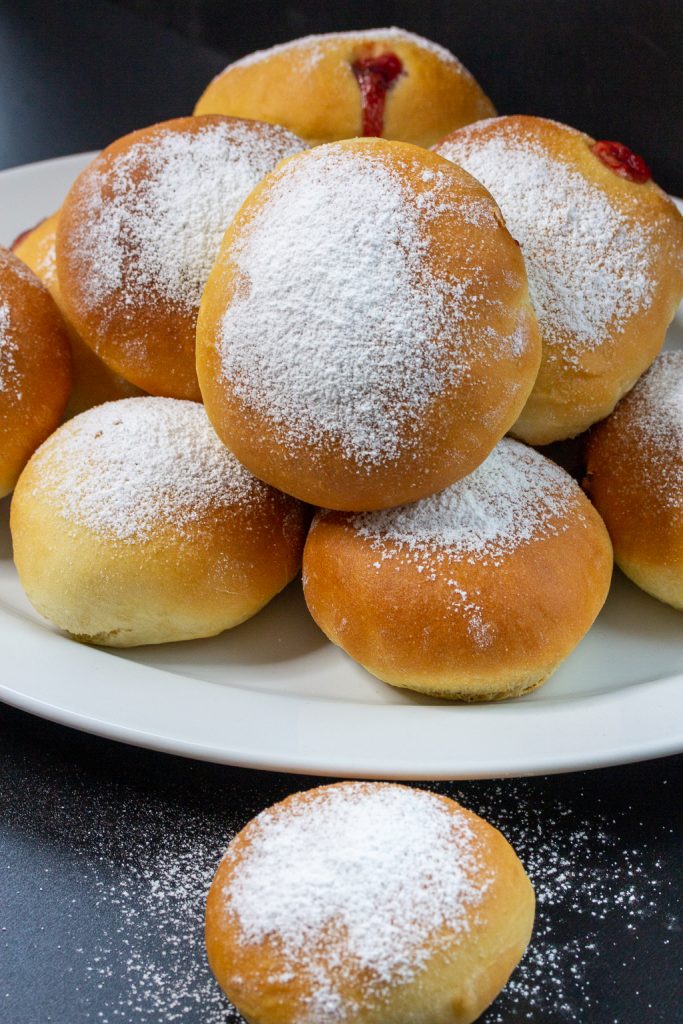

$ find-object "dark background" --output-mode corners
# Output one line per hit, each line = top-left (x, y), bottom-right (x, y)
(0, 2), (681, 1023)
(1, 0), (681, 192)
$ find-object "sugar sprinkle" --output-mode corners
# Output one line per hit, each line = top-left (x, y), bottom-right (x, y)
(219, 143), (509, 465)
(227, 27), (468, 75)
(611, 351), (683, 507)
(350, 438), (582, 565)
(436, 123), (654, 362)
(0, 301), (16, 394)
(220, 783), (487, 1021)
(29, 397), (267, 542)
(69, 120), (304, 316)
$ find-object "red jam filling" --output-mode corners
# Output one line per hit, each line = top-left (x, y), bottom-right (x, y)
(591, 140), (651, 183)
(9, 217), (46, 251)
(352, 52), (403, 137)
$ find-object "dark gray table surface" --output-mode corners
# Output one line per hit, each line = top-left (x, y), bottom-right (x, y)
(0, 3), (681, 1022)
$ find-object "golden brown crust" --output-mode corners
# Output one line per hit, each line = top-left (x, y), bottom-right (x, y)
(584, 354), (683, 610)
(10, 401), (309, 646)
(57, 118), (208, 400)
(302, 465), (613, 700)
(57, 115), (303, 402)
(0, 248), (72, 497)
(205, 782), (535, 1024)
(434, 115), (683, 444)
(13, 211), (143, 416)
(195, 30), (495, 148)
(197, 138), (541, 511)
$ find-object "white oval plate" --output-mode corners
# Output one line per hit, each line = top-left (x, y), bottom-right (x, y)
(0, 152), (681, 779)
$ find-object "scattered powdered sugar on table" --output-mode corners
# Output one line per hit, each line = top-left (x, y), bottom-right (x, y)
(69, 119), (303, 314)
(219, 144), (502, 465)
(30, 397), (265, 542)
(226, 26), (467, 74)
(616, 351), (683, 506)
(4, 765), (671, 1024)
(0, 301), (17, 395)
(436, 125), (654, 361)
(351, 438), (581, 566)
(441, 781), (673, 1023)
(220, 783), (487, 1021)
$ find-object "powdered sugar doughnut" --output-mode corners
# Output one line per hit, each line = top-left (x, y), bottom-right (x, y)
(195, 28), (495, 148)
(10, 397), (308, 646)
(585, 352), (683, 609)
(0, 247), (72, 497)
(13, 211), (143, 416)
(56, 116), (306, 400)
(303, 438), (612, 699)
(197, 138), (541, 511)
(434, 115), (683, 443)
(206, 781), (535, 1024)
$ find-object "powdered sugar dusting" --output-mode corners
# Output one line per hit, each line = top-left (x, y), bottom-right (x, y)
(1, 245), (38, 287)
(615, 351), (683, 507)
(220, 783), (487, 1021)
(30, 397), (266, 542)
(343, 439), (583, 647)
(227, 27), (466, 74)
(0, 301), (17, 394)
(219, 144), (507, 465)
(436, 126), (654, 362)
(70, 120), (304, 315)
(352, 438), (582, 564)
(34, 227), (58, 286)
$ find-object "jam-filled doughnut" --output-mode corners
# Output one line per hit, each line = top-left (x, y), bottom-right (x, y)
(434, 115), (683, 444)
(13, 211), (142, 416)
(197, 137), (541, 511)
(195, 28), (495, 147)
(303, 438), (613, 699)
(206, 781), (535, 1024)
(585, 351), (683, 610)
(56, 116), (305, 400)
(0, 247), (72, 497)
(11, 397), (308, 646)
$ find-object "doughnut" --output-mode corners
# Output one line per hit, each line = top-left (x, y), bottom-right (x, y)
(0, 247), (72, 497)
(585, 351), (683, 609)
(10, 397), (308, 646)
(434, 115), (683, 444)
(197, 137), (541, 511)
(195, 28), (495, 148)
(206, 781), (535, 1024)
(12, 211), (143, 416)
(56, 115), (306, 401)
(303, 438), (613, 700)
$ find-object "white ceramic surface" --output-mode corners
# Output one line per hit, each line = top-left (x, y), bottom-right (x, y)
(0, 152), (681, 779)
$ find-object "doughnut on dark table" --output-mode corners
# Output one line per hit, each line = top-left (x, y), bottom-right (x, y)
(0, 2), (681, 1022)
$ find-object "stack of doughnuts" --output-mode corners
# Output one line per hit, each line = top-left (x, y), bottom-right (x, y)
(4, 23), (682, 1021)
(5, 24), (680, 671)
